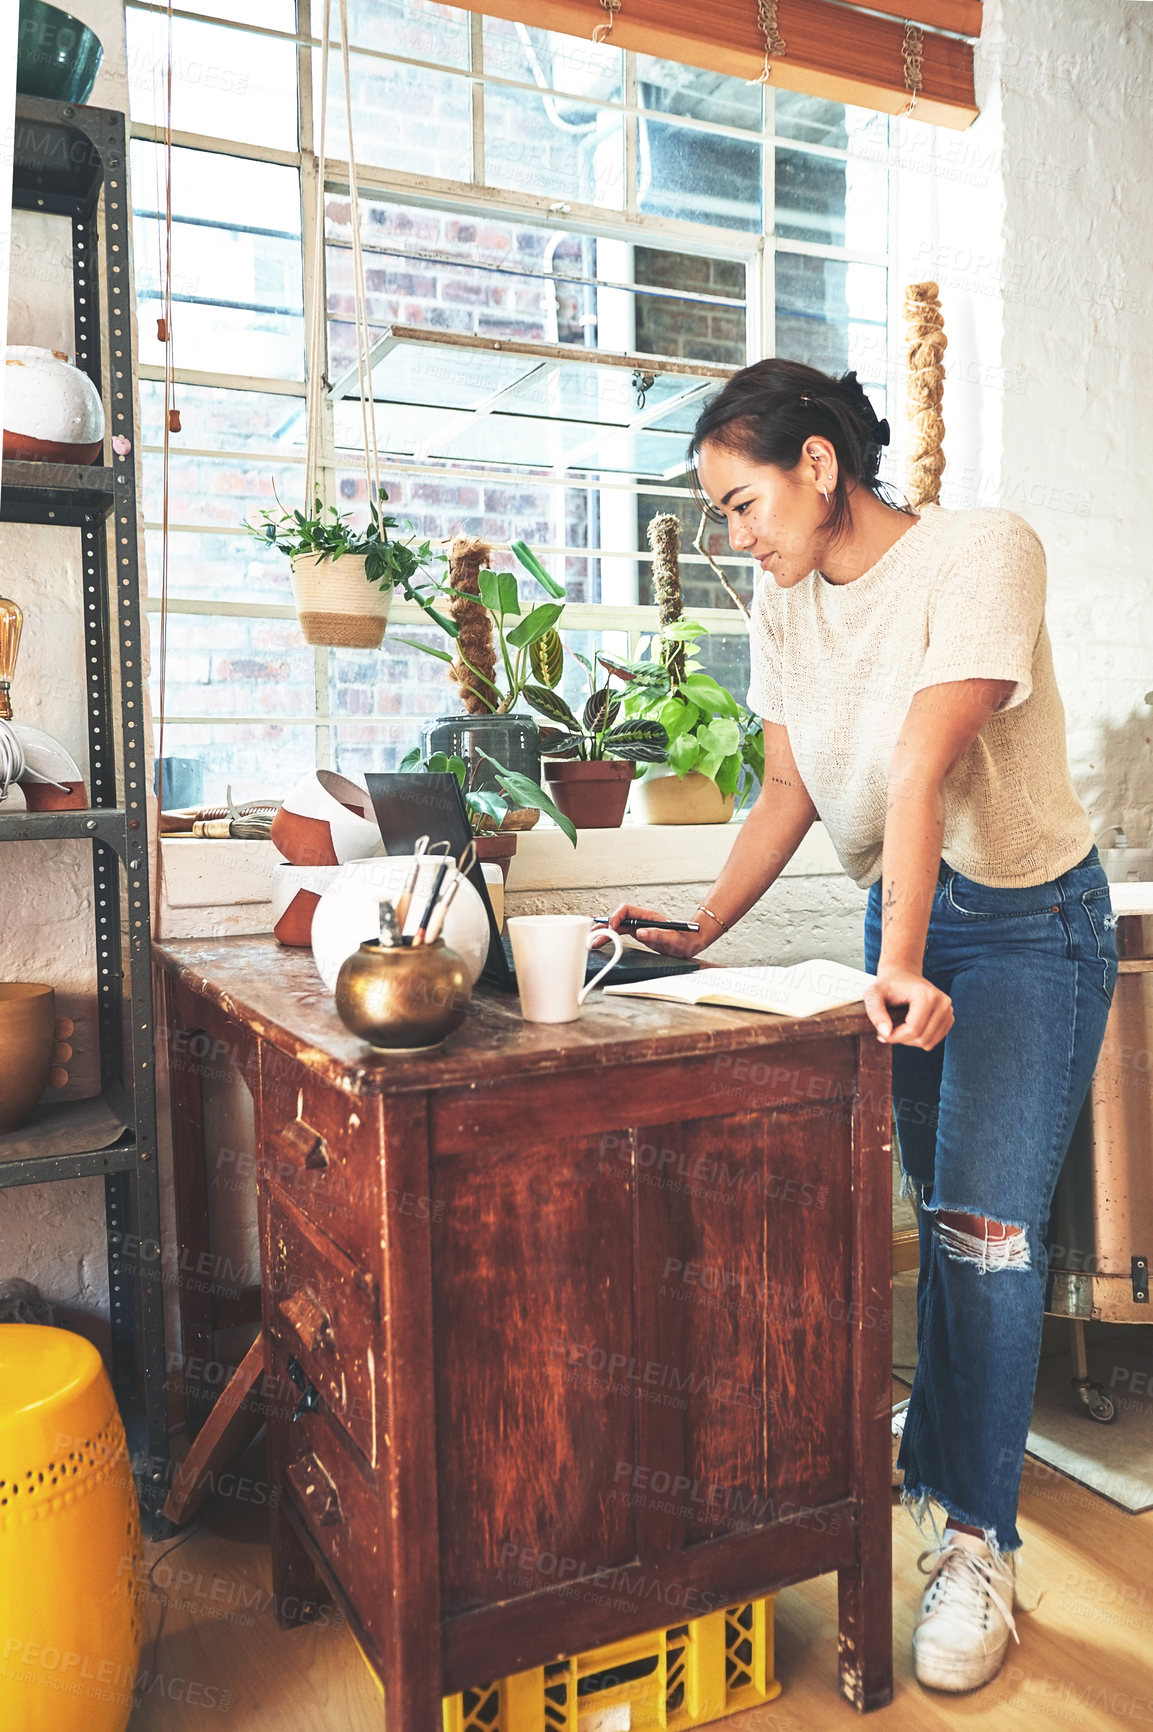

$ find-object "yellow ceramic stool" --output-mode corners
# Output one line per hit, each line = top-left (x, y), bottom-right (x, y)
(0, 1325), (142, 1731)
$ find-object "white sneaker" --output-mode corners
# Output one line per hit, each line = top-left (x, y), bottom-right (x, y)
(913, 1529), (1019, 1692)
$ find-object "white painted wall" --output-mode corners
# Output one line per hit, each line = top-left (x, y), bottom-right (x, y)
(891, 0), (1153, 848)
(0, 0), (145, 1342)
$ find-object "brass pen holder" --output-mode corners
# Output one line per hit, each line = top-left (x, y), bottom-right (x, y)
(334, 938), (471, 1051)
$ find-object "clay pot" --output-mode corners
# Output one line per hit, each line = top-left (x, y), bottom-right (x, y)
(270, 770), (383, 868)
(3, 346), (104, 465)
(475, 832), (517, 883)
(0, 984), (55, 1134)
(631, 768), (736, 826)
(271, 864), (340, 947)
(543, 759), (635, 830)
(289, 553), (391, 649)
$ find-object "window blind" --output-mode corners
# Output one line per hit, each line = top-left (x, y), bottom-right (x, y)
(467, 0), (980, 130)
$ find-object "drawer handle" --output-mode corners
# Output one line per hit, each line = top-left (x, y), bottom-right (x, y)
(276, 1117), (329, 1171)
(281, 1287), (336, 1355)
(286, 1353), (321, 1421)
(288, 1450), (342, 1527)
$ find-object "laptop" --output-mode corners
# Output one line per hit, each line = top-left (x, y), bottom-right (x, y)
(365, 772), (701, 994)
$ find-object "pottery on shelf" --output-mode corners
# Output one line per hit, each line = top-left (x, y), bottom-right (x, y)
(543, 759), (635, 830)
(3, 347), (104, 465)
(270, 770), (384, 869)
(335, 938), (470, 1051)
(271, 864), (340, 947)
(631, 768), (736, 826)
(289, 552), (391, 649)
(311, 856), (490, 993)
(16, 2), (104, 103)
(0, 984), (55, 1134)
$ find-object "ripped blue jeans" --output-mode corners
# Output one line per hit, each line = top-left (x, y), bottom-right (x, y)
(865, 848), (1117, 1553)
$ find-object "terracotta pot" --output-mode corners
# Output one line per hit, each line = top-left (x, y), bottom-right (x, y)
(475, 832), (517, 883)
(0, 983), (55, 1134)
(631, 769), (736, 826)
(3, 346), (104, 464)
(543, 759), (635, 830)
(289, 552), (391, 649)
(270, 770), (383, 868)
(271, 864), (340, 946)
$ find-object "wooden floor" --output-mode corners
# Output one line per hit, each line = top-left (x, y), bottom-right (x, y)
(127, 1424), (1153, 1731)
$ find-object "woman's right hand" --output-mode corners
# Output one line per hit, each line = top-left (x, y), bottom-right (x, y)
(595, 902), (712, 958)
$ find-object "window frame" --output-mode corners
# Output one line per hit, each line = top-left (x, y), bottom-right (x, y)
(128, 0), (896, 772)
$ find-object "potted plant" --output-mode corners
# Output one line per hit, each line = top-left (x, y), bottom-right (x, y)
(248, 486), (454, 650)
(609, 619), (764, 824)
(397, 746), (578, 871)
(399, 537), (565, 788)
(523, 649), (667, 830)
(607, 512), (761, 824)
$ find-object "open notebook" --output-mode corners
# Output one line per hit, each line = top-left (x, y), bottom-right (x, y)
(603, 959), (876, 1019)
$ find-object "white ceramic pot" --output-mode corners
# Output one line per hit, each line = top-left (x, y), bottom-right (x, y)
(312, 856), (490, 992)
(270, 769), (384, 868)
(289, 552), (391, 649)
(3, 345), (104, 464)
(630, 767), (735, 826)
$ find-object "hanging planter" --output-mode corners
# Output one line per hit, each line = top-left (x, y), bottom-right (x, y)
(242, 0), (457, 656)
(289, 550), (391, 649)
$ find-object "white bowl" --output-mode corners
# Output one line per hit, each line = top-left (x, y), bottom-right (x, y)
(311, 855), (491, 992)
(270, 769), (384, 868)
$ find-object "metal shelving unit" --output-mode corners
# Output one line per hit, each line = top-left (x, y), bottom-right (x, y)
(1, 96), (167, 1525)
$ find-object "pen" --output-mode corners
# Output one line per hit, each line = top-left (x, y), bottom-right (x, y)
(593, 916), (701, 934)
(413, 861), (450, 945)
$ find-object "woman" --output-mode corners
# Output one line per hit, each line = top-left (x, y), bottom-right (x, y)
(607, 358), (1116, 1694)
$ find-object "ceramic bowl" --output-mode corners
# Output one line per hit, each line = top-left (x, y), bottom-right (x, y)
(0, 983), (55, 1134)
(3, 346), (104, 464)
(311, 856), (490, 993)
(270, 769), (384, 868)
(16, 3), (104, 103)
(11, 722), (86, 810)
(271, 864), (340, 947)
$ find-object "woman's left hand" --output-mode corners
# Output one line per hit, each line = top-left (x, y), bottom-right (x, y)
(864, 964), (953, 1050)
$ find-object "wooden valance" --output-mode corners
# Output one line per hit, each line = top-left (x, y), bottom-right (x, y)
(469, 0), (980, 130)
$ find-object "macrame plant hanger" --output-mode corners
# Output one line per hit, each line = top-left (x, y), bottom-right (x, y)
(303, 0), (384, 565)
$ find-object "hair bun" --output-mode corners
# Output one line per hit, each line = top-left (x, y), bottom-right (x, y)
(840, 370), (889, 448)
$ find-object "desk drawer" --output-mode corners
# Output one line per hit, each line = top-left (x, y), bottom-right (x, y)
(266, 1193), (381, 1466)
(265, 1339), (383, 1626)
(259, 1045), (382, 1270)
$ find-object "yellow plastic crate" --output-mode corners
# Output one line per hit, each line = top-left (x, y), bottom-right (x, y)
(442, 1596), (781, 1732)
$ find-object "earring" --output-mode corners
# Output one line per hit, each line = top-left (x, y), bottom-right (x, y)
(821, 487), (830, 503)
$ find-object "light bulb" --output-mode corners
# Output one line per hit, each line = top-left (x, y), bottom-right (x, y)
(0, 595), (22, 723)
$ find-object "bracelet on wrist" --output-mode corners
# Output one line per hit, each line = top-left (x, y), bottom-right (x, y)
(696, 903), (731, 936)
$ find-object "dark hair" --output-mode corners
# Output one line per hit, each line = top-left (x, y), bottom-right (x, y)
(688, 357), (908, 540)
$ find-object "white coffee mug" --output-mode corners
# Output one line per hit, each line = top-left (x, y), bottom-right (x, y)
(506, 914), (625, 1024)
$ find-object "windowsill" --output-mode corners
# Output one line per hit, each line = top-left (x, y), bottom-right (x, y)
(157, 819), (846, 935)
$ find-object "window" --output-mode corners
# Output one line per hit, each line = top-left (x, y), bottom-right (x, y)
(127, 1), (895, 803)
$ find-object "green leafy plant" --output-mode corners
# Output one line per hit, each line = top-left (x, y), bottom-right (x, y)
(604, 618), (764, 809)
(247, 486), (457, 636)
(398, 747), (577, 846)
(524, 646), (667, 764)
(395, 542), (566, 712)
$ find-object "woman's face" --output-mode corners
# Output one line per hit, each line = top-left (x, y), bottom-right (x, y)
(696, 437), (837, 588)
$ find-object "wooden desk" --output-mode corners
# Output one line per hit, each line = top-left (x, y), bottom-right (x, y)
(155, 935), (894, 1723)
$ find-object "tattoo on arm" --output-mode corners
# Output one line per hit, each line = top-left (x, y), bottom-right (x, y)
(882, 884), (898, 926)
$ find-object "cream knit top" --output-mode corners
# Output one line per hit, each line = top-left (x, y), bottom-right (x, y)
(746, 503), (1093, 889)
